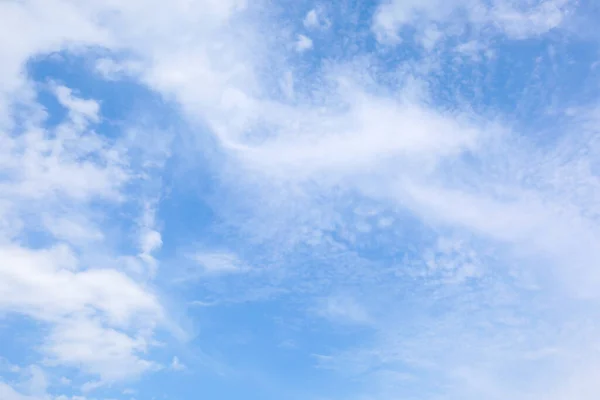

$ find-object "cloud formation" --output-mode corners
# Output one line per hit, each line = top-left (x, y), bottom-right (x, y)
(1, 0), (599, 399)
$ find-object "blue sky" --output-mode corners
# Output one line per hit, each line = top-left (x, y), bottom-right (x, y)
(1, 0), (600, 399)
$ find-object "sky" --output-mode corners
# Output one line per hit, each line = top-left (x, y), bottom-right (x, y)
(1, 0), (600, 399)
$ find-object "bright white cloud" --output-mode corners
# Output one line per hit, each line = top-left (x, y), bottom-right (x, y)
(229, 89), (483, 180)
(0, 243), (162, 380)
(0, 244), (160, 325)
(0, 0), (247, 389)
(0, 54), (163, 392)
(44, 317), (156, 382)
(53, 85), (100, 125)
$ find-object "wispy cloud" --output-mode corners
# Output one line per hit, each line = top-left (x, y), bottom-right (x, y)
(188, 251), (247, 275)
(373, 0), (573, 44)
(170, 356), (186, 371)
(1, 0), (599, 399)
(295, 34), (314, 53)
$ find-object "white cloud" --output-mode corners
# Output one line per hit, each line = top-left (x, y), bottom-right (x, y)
(170, 356), (186, 371)
(372, 0), (572, 44)
(0, 379), (89, 400)
(295, 34), (313, 52)
(0, 75), (162, 389)
(317, 295), (371, 325)
(419, 26), (443, 51)
(58, 377), (71, 386)
(0, 94), (127, 203)
(24, 366), (48, 397)
(229, 88), (483, 180)
(0, 244), (163, 381)
(55, 397), (86, 400)
(80, 380), (104, 394)
(136, 201), (163, 276)
(303, 9), (319, 29)
(0, 0), (597, 399)
(189, 251), (246, 275)
(0, 358), (22, 373)
(45, 317), (156, 382)
(491, 0), (571, 39)
(402, 180), (600, 297)
(0, 0), (249, 387)
(279, 70), (295, 100)
(422, 237), (483, 283)
(303, 7), (330, 30)
(52, 85), (100, 125)
(0, 367), (75, 400)
(0, 0), (109, 125)
(0, 382), (43, 400)
(0, 244), (161, 325)
(94, 58), (143, 81)
(454, 39), (488, 60)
